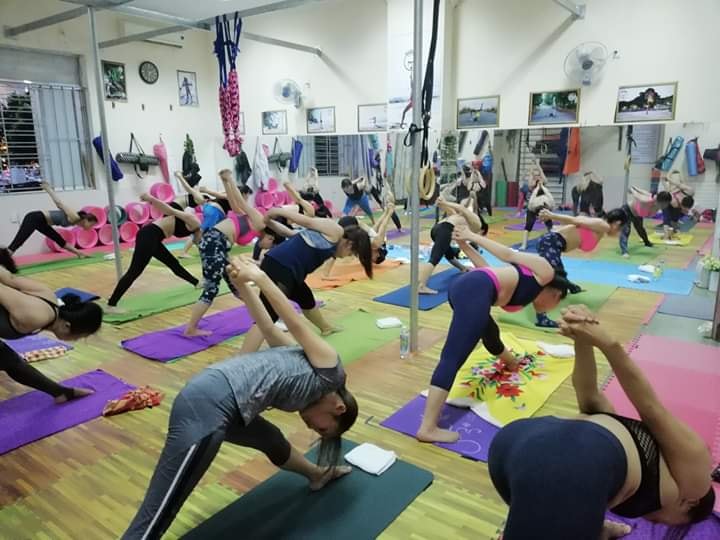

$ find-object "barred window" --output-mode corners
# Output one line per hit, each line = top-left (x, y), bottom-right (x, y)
(313, 135), (339, 176)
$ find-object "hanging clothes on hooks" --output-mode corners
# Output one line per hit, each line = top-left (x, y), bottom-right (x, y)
(153, 134), (170, 183)
(214, 14), (243, 157)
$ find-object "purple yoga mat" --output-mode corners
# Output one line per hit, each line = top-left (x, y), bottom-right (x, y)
(504, 221), (557, 231)
(121, 305), (256, 362)
(4, 334), (72, 355)
(606, 512), (720, 539)
(0, 369), (134, 455)
(380, 395), (500, 462)
(386, 229), (410, 240)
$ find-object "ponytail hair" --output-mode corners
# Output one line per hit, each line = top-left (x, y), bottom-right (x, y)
(58, 293), (103, 337)
(343, 226), (373, 278)
(315, 386), (358, 468)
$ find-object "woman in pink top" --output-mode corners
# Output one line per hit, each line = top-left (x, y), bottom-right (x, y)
(619, 187), (672, 257)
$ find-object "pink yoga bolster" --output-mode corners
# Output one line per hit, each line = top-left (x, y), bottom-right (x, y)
(119, 222), (139, 243)
(81, 206), (107, 229)
(149, 182), (175, 203)
(97, 224), (114, 245)
(267, 178), (278, 192)
(149, 203), (163, 220)
(45, 227), (77, 252)
(126, 202), (150, 224)
(256, 191), (274, 209)
(75, 227), (99, 248)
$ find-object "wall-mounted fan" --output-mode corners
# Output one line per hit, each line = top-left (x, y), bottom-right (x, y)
(273, 79), (304, 108)
(564, 42), (608, 86)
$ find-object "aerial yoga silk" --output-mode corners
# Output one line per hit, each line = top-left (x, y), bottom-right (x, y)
(214, 14), (243, 157)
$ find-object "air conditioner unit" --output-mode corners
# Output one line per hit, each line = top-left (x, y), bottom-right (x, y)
(122, 21), (185, 48)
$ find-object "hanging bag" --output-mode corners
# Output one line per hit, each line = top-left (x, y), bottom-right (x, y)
(267, 137), (291, 168)
(694, 138), (706, 174)
(115, 133), (160, 178)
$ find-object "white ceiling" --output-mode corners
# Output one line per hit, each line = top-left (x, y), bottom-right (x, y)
(125, 0), (317, 21)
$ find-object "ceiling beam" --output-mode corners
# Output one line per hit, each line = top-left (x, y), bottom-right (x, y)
(3, 6), (89, 38)
(552, 0), (586, 19)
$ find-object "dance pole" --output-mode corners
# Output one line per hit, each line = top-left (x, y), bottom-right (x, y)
(712, 188), (720, 341)
(88, 6), (123, 280)
(408, 0), (423, 352)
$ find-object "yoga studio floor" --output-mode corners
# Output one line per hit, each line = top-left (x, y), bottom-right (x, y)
(1, 209), (717, 539)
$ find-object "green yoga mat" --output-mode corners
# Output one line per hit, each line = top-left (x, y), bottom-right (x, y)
(183, 440), (433, 540)
(497, 282), (617, 332)
(582, 243), (669, 265)
(19, 254), (109, 275)
(484, 214), (505, 225)
(324, 310), (402, 364)
(104, 283), (231, 324)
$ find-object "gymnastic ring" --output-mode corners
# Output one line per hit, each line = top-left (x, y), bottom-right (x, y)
(419, 165), (436, 200)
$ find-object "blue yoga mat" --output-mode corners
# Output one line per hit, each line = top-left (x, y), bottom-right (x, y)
(658, 294), (714, 320)
(374, 268), (461, 310)
(55, 287), (100, 302)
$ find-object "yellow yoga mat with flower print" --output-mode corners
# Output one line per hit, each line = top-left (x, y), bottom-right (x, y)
(446, 333), (574, 427)
(648, 232), (693, 246)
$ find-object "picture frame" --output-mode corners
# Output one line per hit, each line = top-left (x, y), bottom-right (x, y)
(262, 110), (288, 135)
(358, 103), (388, 132)
(528, 89), (580, 125)
(307, 106), (336, 134)
(456, 96), (500, 129)
(238, 112), (245, 135)
(101, 61), (127, 101)
(177, 70), (199, 107)
(614, 82), (678, 124)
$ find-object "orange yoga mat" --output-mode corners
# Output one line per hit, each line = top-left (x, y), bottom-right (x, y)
(306, 259), (403, 290)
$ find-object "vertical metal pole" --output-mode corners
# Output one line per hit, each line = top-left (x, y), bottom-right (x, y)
(409, 0), (423, 352)
(711, 185), (720, 341)
(87, 6), (123, 279)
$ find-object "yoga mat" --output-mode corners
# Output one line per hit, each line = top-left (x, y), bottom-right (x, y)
(104, 283), (230, 324)
(185, 440), (433, 540)
(497, 282), (616, 331)
(4, 334), (72, 362)
(381, 395), (500, 462)
(643, 313), (720, 347)
(648, 232), (693, 246)
(55, 287), (100, 303)
(653, 218), (697, 233)
(0, 369), (135, 455)
(306, 260), (402, 290)
(504, 221), (556, 231)
(583, 243), (670, 265)
(386, 228), (410, 240)
(19, 254), (108, 275)
(322, 310), (402, 365)
(658, 294), (715, 320)
(121, 305), (254, 362)
(605, 512), (720, 540)
(373, 268), (461, 310)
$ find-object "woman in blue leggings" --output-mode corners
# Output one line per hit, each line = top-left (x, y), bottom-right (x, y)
(416, 228), (568, 444)
(489, 305), (715, 539)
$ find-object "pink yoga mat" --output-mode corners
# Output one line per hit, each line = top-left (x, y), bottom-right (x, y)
(0, 369), (135, 455)
(605, 511), (720, 539)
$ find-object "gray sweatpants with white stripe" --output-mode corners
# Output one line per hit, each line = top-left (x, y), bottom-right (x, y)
(123, 369), (291, 540)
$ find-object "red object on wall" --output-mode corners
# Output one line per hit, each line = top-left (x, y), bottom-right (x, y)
(563, 128), (581, 175)
(507, 181), (519, 207)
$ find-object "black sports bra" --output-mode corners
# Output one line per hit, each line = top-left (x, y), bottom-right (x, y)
(605, 413), (662, 518)
(0, 295), (59, 340)
(168, 202), (196, 238)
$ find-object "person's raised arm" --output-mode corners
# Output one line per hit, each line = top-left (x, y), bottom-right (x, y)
(539, 209), (610, 235)
(140, 193), (200, 230)
(664, 171), (695, 195)
(629, 186), (654, 203)
(41, 182), (79, 221)
(265, 218), (298, 238)
(453, 226), (555, 284)
(283, 181), (315, 217)
(456, 240), (488, 269)
(174, 171), (205, 206)
(371, 204), (395, 248)
(266, 208), (344, 242)
(0, 266), (52, 297)
(199, 186), (227, 200)
(228, 257), (337, 367)
(436, 198), (483, 233)
(219, 174), (265, 231)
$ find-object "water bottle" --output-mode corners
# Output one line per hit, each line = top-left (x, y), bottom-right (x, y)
(653, 259), (665, 280)
(399, 326), (410, 359)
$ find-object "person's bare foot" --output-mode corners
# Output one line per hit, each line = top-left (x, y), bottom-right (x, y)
(104, 304), (126, 315)
(416, 425), (460, 443)
(321, 326), (343, 337)
(418, 285), (438, 295)
(309, 465), (352, 491)
(601, 520), (632, 539)
(184, 327), (212, 337)
(55, 387), (93, 404)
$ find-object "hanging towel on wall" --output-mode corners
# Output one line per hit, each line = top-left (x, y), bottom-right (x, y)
(234, 150), (252, 185)
(251, 138), (270, 190)
(153, 136), (170, 183)
(562, 127), (581, 175)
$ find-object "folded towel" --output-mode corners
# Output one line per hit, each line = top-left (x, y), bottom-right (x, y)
(536, 342), (574, 358)
(638, 264), (656, 274)
(376, 317), (403, 329)
(420, 388), (475, 408)
(102, 386), (164, 416)
(628, 274), (651, 283)
(344, 442), (397, 475)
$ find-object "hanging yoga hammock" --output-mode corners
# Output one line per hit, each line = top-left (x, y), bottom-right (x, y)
(214, 14), (243, 157)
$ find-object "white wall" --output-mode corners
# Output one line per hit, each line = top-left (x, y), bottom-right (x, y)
(453, 0), (720, 129)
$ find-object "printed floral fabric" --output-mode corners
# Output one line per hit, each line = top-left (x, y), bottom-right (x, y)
(447, 334), (574, 427)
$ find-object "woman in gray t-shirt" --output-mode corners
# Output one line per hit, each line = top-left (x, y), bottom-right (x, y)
(123, 257), (357, 540)
(6, 182), (97, 257)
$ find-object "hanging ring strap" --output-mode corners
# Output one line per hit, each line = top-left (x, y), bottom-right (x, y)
(214, 16), (227, 87)
(419, 165), (436, 200)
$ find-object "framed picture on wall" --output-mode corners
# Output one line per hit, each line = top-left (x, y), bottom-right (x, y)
(101, 61), (127, 101)
(358, 103), (388, 132)
(614, 82), (677, 123)
(307, 106), (336, 134)
(528, 89), (580, 125)
(262, 110), (287, 135)
(238, 112), (245, 135)
(457, 96), (500, 129)
(177, 70), (199, 107)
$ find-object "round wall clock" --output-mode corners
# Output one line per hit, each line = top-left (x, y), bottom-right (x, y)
(139, 61), (159, 84)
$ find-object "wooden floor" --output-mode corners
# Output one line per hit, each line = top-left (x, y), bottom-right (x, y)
(0, 210), (712, 539)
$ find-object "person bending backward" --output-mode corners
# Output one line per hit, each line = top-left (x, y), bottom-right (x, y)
(520, 160), (555, 251)
(418, 198), (487, 295)
(105, 193), (200, 313)
(619, 187), (672, 257)
(239, 207), (373, 353)
(6, 181), (97, 258)
(571, 171), (605, 217)
(416, 229), (568, 444)
(341, 177), (375, 225)
(661, 171), (696, 238)
(488, 305), (715, 539)
(0, 250), (102, 402)
(122, 257), (358, 540)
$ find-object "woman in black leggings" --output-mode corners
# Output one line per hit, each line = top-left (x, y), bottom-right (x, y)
(489, 305), (715, 539)
(7, 182), (98, 257)
(105, 194), (200, 313)
(0, 251), (102, 403)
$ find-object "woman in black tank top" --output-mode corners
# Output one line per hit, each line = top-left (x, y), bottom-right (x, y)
(105, 193), (200, 312)
(488, 305), (715, 538)
(0, 252), (103, 403)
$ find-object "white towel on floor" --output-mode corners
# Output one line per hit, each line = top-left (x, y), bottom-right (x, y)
(376, 317), (402, 329)
(628, 274), (651, 283)
(536, 342), (574, 358)
(344, 443), (396, 475)
(638, 264), (656, 274)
